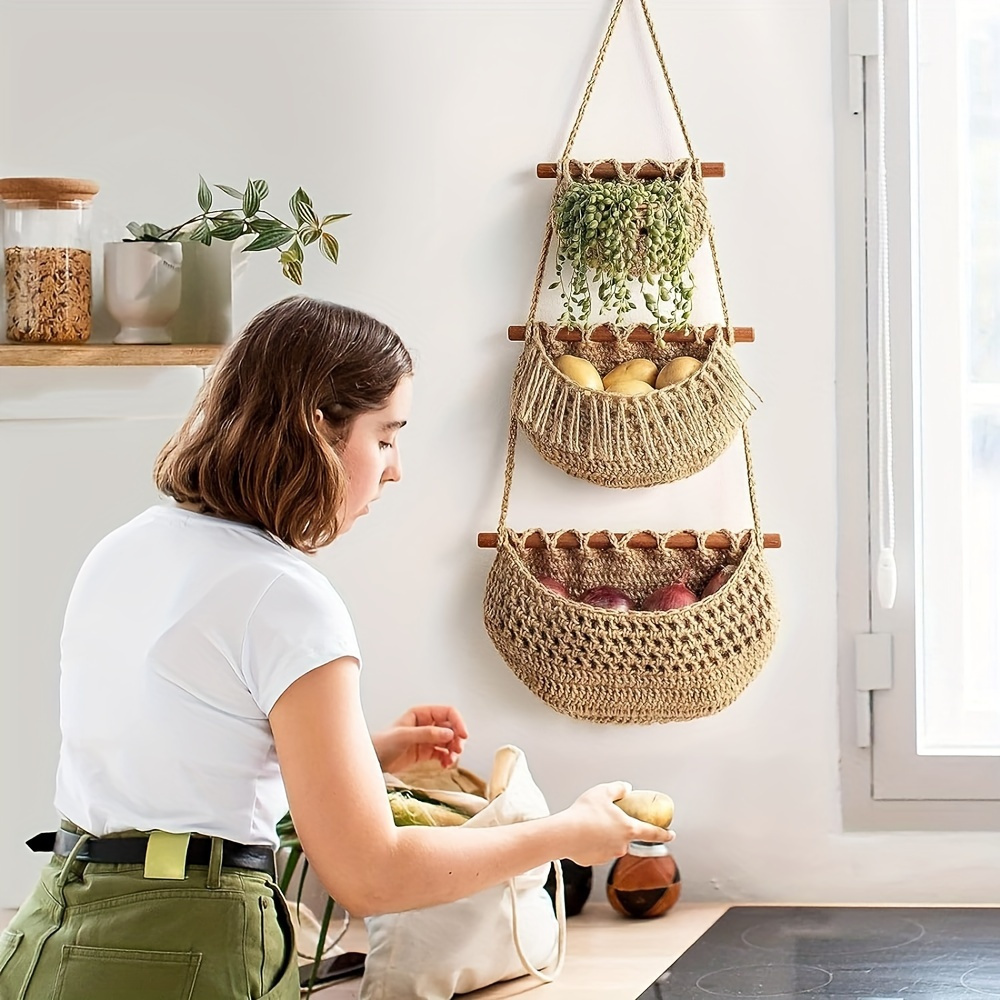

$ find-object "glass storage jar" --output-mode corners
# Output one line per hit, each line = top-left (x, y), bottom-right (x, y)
(0, 176), (99, 343)
(606, 841), (681, 919)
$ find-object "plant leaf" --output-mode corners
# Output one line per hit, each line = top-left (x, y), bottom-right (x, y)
(249, 219), (296, 244)
(243, 228), (296, 251)
(126, 221), (165, 240)
(197, 175), (213, 214)
(250, 178), (269, 202)
(188, 219), (212, 245)
(299, 202), (319, 227)
(289, 187), (315, 226)
(280, 239), (304, 264)
(282, 259), (304, 285)
(209, 219), (246, 241)
(320, 213), (350, 226)
(243, 179), (261, 218)
(300, 226), (321, 246)
(249, 218), (289, 234)
(216, 184), (244, 200)
(319, 232), (339, 263)
(279, 844), (302, 893)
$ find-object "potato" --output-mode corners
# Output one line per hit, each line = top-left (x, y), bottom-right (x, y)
(655, 356), (702, 388)
(603, 358), (658, 387)
(603, 378), (654, 396)
(614, 789), (675, 828)
(555, 355), (603, 391)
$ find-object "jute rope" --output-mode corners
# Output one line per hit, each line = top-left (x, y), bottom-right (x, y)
(509, 0), (752, 489)
(485, 0), (779, 724)
(502, 0), (759, 526)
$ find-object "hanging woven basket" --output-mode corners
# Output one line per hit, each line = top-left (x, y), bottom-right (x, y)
(482, 0), (780, 725)
(483, 528), (779, 724)
(514, 322), (757, 488)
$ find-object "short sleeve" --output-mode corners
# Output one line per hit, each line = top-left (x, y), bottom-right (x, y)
(240, 570), (361, 715)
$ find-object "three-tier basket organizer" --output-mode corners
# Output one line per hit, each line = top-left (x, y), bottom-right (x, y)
(480, 0), (781, 725)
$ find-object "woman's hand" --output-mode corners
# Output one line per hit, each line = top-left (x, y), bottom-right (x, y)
(371, 704), (469, 774)
(559, 781), (675, 867)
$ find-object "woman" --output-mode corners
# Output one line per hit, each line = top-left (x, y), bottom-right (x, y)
(0, 296), (672, 1000)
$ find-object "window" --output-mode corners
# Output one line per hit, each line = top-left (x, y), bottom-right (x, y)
(917, 0), (1000, 756)
(837, 0), (1000, 828)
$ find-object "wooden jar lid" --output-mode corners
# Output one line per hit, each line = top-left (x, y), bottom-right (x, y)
(0, 177), (100, 204)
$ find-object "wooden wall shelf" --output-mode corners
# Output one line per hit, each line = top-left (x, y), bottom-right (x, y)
(508, 325), (754, 344)
(537, 161), (725, 179)
(478, 531), (781, 550)
(0, 344), (223, 367)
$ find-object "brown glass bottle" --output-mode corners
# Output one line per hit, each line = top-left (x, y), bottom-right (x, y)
(606, 841), (681, 919)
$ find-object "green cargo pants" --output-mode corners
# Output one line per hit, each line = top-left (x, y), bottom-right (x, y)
(0, 825), (299, 1000)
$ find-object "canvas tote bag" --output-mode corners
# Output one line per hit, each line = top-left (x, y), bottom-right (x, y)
(360, 745), (567, 1000)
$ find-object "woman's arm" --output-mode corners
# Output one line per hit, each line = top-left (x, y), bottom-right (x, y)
(269, 658), (669, 918)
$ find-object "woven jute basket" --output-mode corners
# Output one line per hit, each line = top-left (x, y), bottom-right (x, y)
(514, 322), (756, 488)
(483, 526), (778, 724)
(482, 0), (779, 723)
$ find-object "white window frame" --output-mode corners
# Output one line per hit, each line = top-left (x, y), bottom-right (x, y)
(835, 0), (1000, 830)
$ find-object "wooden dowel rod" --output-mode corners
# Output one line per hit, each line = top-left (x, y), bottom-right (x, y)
(537, 162), (725, 179)
(508, 325), (754, 344)
(478, 531), (781, 550)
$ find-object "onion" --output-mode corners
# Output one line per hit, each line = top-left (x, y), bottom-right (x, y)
(700, 564), (735, 599)
(641, 576), (698, 611)
(579, 586), (636, 611)
(538, 576), (570, 599)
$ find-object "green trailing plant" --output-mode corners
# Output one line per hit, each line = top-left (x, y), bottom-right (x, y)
(550, 175), (706, 332)
(126, 176), (348, 285)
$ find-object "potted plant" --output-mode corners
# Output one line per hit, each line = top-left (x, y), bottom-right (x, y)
(104, 177), (348, 344)
(550, 161), (707, 333)
(104, 241), (184, 344)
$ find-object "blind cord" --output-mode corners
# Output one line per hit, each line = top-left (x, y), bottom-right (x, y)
(876, 0), (898, 610)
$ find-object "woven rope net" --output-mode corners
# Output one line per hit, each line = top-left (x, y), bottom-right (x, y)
(483, 529), (779, 724)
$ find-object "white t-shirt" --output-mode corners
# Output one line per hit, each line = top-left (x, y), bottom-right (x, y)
(54, 504), (361, 849)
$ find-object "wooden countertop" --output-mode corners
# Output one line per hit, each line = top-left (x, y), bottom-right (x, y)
(4, 900), (729, 998)
(316, 901), (728, 999)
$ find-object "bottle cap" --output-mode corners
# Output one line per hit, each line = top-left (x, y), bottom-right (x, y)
(627, 840), (670, 857)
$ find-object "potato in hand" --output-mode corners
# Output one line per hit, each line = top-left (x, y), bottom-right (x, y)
(614, 789), (675, 829)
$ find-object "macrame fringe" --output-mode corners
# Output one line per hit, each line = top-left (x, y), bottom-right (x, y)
(514, 326), (757, 488)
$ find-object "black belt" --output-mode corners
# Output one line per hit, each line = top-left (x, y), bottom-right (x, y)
(27, 830), (276, 880)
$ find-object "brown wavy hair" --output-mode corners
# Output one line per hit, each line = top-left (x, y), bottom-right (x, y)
(154, 296), (413, 553)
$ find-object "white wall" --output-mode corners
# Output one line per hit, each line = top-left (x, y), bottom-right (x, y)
(2, 0), (997, 911)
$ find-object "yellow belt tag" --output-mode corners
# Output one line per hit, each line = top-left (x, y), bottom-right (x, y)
(144, 831), (191, 880)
